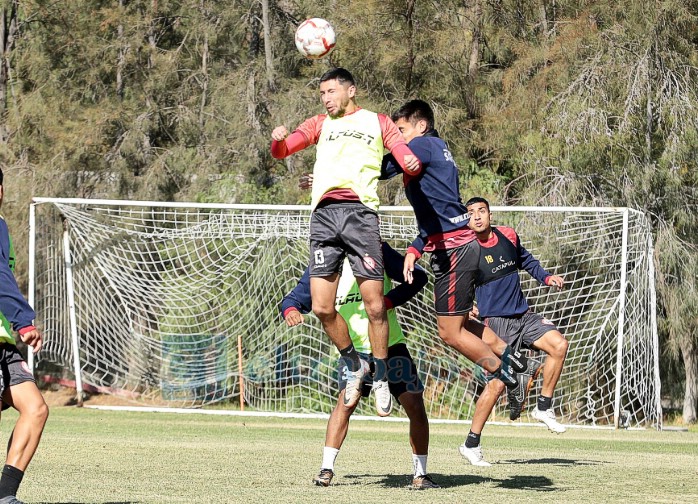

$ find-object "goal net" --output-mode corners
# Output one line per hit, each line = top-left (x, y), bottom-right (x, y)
(29, 198), (661, 428)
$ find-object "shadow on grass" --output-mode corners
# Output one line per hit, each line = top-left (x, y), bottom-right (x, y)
(35, 501), (140, 503)
(342, 473), (557, 491)
(497, 457), (607, 466)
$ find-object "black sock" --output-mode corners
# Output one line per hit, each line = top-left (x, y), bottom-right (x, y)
(372, 358), (389, 381)
(339, 345), (361, 372)
(0, 465), (24, 498)
(538, 395), (552, 411)
(465, 430), (481, 448)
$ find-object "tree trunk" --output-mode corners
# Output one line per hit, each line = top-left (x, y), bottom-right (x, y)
(468, 0), (481, 81)
(683, 337), (697, 424)
(148, 0), (158, 69)
(116, 0), (127, 99)
(0, 2), (18, 143)
(199, 6), (209, 127)
(261, 0), (274, 91)
(404, 0), (416, 97)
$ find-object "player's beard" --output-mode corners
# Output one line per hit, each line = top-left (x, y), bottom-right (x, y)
(327, 95), (351, 118)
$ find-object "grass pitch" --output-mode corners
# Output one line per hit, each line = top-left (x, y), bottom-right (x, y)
(4, 406), (697, 503)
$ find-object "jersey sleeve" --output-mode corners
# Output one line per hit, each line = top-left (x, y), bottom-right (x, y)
(270, 115), (325, 159)
(512, 229), (551, 284)
(280, 268), (313, 318)
(378, 114), (423, 176)
(0, 221), (36, 331)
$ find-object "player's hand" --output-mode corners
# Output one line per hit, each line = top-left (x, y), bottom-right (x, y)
(299, 173), (313, 190)
(19, 328), (43, 353)
(546, 275), (564, 290)
(469, 305), (480, 319)
(271, 126), (289, 141)
(403, 253), (417, 284)
(403, 154), (421, 174)
(284, 310), (304, 327)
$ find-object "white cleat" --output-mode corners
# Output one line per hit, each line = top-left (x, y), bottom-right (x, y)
(372, 378), (393, 417)
(343, 359), (370, 408)
(458, 444), (492, 467)
(532, 407), (567, 433)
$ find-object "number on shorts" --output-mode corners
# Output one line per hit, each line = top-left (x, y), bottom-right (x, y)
(314, 250), (325, 265)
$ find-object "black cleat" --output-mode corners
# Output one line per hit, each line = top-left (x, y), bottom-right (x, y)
(508, 362), (542, 420)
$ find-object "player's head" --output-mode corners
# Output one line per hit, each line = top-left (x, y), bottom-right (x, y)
(391, 99), (435, 143)
(465, 196), (492, 234)
(319, 68), (356, 118)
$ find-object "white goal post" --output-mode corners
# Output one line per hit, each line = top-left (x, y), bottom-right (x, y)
(29, 198), (661, 429)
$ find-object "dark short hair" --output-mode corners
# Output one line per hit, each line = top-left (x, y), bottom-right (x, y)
(465, 196), (490, 210)
(320, 68), (355, 87)
(391, 99), (435, 130)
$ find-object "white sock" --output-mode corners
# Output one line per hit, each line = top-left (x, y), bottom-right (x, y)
(321, 446), (340, 471)
(412, 454), (428, 477)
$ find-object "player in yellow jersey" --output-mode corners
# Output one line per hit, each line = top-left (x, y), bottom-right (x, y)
(0, 168), (49, 504)
(271, 68), (422, 416)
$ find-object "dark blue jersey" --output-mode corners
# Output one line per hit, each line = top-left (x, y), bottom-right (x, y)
(281, 242), (427, 316)
(475, 226), (552, 318)
(0, 217), (36, 332)
(382, 130), (470, 254)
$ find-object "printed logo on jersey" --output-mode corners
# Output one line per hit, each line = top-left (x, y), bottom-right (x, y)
(363, 254), (377, 270)
(485, 255), (494, 264)
(337, 292), (363, 306)
(541, 317), (555, 326)
(449, 212), (470, 225)
(326, 130), (376, 146)
(491, 259), (516, 274)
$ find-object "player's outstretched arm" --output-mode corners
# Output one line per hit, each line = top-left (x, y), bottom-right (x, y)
(382, 243), (427, 307)
(280, 268), (313, 326)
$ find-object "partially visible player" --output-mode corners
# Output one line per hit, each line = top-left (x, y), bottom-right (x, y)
(0, 168), (49, 504)
(281, 242), (439, 490)
(271, 68), (422, 416)
(381, 100), (527, 395)
(457, 196), (569, 465)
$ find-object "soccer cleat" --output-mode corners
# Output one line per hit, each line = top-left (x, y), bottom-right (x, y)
(342, 359), (370, 408)
(458, 443), (492, 467)
(312, 468), (335, 487)
(502, 345), (528, 373)
(372, 378), (393, 417)
(410, 474), (440, 490)
(508, 362), (542, 420)
(0, 497), (25, 504)
(532, 407), (567, 433)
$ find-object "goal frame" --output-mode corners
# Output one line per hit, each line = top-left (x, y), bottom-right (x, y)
(28, 197), (662, 429)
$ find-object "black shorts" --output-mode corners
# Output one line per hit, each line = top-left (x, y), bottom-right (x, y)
(430, 240), (479, 315)
(309, 202), (384, 280)
(337, 343), (424, 400)
(485, 311), (559, 351)
(0, 344), (36, 410)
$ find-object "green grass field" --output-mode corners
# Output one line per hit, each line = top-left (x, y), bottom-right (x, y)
(3, 406), (696, 503)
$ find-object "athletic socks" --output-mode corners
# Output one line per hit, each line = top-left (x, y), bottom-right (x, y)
(465, 430), (481, 448)
(538, 395), (552, 411)
(321, 446), (340, 472)
(412, 454), (428, 477)
(0, 464), (23, 498)
(339, 345), (361, 372)
(372, 358), (389, 382)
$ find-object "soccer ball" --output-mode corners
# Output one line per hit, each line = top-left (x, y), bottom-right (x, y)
(295, 18), (336, 59)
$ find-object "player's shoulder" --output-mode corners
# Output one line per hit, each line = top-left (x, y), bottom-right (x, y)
(494, 226), (518, 245)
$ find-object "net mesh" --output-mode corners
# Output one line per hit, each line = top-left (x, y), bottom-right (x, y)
(31, 200), (660, 428)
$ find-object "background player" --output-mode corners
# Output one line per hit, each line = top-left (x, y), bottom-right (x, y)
(459, 196), (568, 466)
(271, 68), (421, 416)
(281, 242), (439, 490)
(0, 168), (50, 504)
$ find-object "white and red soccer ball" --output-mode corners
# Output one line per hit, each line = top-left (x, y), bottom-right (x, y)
(295, 18), (336, 59)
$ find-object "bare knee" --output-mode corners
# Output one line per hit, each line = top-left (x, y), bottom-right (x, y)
(22, 401), (49, 427)
(313, 304), (337, 322)
(551, 335), (569, 360)
(362, 298), (386, 322)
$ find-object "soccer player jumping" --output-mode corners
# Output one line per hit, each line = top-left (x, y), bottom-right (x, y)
(0, 168), (50, 504)
(271, 68), (421, 416)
